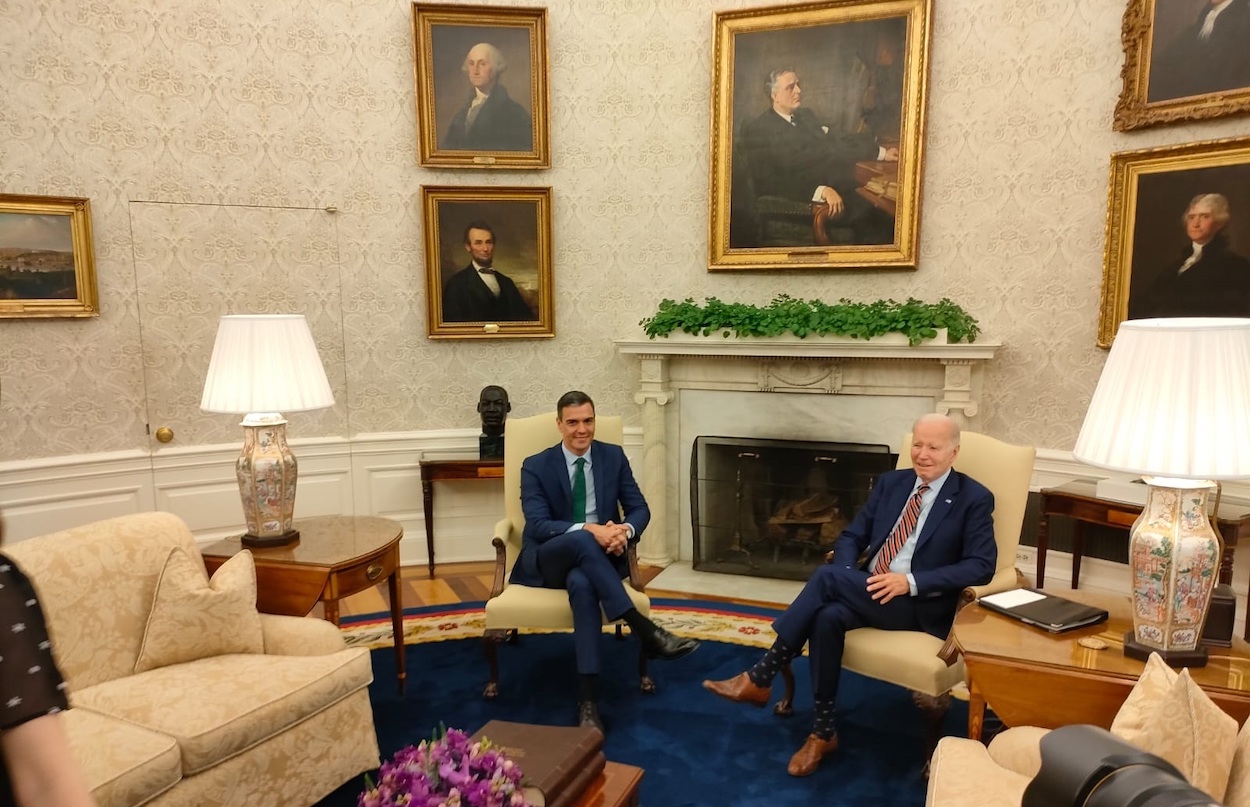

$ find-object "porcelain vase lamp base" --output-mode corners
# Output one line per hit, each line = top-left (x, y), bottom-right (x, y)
(1124, 478), (1222, 668)
(236, 415), (301, 549)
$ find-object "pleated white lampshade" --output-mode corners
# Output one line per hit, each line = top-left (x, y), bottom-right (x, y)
(1073, 318), (1250, 481)
(201, 314), (334, 415)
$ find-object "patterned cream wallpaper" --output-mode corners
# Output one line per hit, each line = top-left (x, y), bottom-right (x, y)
(3, 0), (1250, 462)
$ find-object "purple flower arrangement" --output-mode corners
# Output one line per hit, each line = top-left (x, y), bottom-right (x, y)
(358, 727), (528, 807)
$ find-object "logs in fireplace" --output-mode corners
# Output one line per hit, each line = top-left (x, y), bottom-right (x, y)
(690, 436), (897, 581)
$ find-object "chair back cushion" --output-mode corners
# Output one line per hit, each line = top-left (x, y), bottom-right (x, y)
(896, 430), (1035, 576)
(500, 412), (624, 574)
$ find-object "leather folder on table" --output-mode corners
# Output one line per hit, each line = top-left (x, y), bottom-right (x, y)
(979, 588), (1110, 633)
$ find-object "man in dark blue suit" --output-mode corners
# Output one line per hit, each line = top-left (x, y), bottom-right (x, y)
(704, 413), (995, 776)
(513, 390), (700, 731)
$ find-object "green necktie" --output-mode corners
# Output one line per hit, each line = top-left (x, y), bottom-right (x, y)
(572, 457), (587, 522)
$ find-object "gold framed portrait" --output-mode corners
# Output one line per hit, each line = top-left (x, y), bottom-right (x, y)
(708, 0), (932, 271)
(1099, 136), (1250, 346)
(422, 185), (554, 339)
(412, 4), (550, 169)
(1115, 0), (1250, 131)
(0, 194), (99, 319)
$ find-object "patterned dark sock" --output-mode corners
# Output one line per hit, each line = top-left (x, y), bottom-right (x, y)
(812, 696), (838, 740)
(747, 638), (794, 688)
(619, 608), (656, 640)
(579, 674), (599, 703)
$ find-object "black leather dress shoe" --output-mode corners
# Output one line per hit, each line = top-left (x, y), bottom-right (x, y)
(642, 627), (701, 661)
(578, 700), (605, 733)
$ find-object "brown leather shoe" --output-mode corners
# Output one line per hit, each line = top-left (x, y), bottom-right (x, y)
(702, 671), (770, 707)
(787, 733), (839, 777)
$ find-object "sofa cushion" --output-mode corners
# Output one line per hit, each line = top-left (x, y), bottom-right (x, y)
(1223, 718), (1250, 807)
(1110, 653), (1237, 801)
(75, 648), (373, 775)
(986, 725), (1050, 779)
(64, 707), (181, 807)
(926, 736), (1032, 807)
(135, 548), (264, 673)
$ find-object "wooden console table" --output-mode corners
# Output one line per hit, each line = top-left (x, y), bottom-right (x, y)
(1037, 480), (1250, 595)
(419, 458), (504, 576)
(201, 515), (405, 692)
(953, 589), (1250, 741)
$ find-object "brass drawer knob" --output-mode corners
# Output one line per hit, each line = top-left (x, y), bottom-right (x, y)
(366, 563), (384, 580)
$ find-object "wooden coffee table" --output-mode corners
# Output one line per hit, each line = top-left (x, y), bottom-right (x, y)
(201, 515), (405, 692)
(953, 588), (1250, 740)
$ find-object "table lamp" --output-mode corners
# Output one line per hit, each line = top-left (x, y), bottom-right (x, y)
(1073, 318), (1250, 667)
(200, 314), (335, 547)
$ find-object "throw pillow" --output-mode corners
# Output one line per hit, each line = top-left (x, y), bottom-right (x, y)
(1222, 718), (1250, 807)
(1111, 653), (1237, 801)
(1110, 651), (1177, 739)
(134, 548), (264, 673)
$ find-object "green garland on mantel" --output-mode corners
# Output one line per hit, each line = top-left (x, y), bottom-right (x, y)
(639, 295), (981, 346)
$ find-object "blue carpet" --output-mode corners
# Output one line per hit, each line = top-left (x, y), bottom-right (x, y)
(315, 624), (966, 807)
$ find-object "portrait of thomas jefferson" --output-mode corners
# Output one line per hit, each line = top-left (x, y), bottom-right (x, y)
(1126, 164), (1250, 321)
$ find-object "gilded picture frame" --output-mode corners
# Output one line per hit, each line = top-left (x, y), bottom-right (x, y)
(0, 194), (99, 319)
(422, 185), (554, 339)
(708, 0), (932, 272)
(1114, 0), (1250, 131)
(412, 4), (550, 169)
(1099, 136), (1250, 346)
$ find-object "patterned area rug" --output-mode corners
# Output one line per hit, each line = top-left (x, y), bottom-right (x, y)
(339, 597), (784, 650)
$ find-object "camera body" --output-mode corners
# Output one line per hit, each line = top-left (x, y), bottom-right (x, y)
(1023, 725), (1220, 807)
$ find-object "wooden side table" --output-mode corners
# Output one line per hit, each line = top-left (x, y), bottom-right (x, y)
(201, 515), (406, 692)
(1037, 480), (1250, 593)
(953, 589), (1250, 740)
(419, 458), (504, 576)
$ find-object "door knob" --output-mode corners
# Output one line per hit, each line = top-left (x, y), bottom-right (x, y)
(155, 427), (174, 443)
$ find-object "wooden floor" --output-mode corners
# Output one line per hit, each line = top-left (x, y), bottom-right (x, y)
(328, 561), (669, 619)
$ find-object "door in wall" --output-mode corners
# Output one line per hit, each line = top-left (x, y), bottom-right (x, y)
(130, 201), (350, 534)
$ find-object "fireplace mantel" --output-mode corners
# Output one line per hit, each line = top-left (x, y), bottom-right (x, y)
(615, 334), (1001, 566)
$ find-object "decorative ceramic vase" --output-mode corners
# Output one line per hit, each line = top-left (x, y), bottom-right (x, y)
(1126, 480), (1220, 663)
(236, 416), (299, 546)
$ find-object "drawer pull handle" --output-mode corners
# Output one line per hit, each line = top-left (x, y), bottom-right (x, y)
(366, 563), (384, 580)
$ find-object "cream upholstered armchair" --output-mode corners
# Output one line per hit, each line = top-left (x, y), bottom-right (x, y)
(777, 431), (1035, 759)
(482, 411), (653, 698)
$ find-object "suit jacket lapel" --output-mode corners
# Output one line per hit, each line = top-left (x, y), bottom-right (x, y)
(915, 472), (960, 551)
(551, 445), (574, 516)
(590, 443), (608, 517)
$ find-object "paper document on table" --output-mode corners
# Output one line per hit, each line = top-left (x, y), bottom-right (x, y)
(980, 589), (1047, 609)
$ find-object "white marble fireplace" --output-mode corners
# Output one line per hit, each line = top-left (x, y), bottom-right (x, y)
(614, 334), (1001, 578)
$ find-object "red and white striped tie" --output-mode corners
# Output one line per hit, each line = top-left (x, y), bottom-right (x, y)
(874, 484), (930, 575)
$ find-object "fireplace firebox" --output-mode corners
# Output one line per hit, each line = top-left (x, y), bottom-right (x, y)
(690, 436), (897, 581)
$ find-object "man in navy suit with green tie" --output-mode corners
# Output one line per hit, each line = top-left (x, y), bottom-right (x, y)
(512, 390), (700, 732)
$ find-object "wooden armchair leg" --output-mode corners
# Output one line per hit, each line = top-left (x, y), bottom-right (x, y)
(775, 662), (795, 716)
(913, 690), (952, 779)
(638, 648), (655, 693)
(482, 628), (513, 699)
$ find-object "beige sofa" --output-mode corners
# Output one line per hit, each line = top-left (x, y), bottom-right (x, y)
(927, 653), (1250, 807)
(6, 512), (380, 807)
